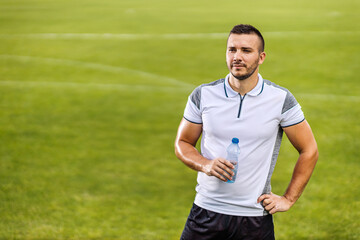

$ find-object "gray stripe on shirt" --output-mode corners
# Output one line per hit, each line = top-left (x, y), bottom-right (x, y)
(263, 80), (299, 114)
(261, 127), (283, 215)
(190, 78), (225, 110)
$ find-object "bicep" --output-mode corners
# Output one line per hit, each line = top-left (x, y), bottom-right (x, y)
(175, 118), (203, 147)
(283, 120), (317, 153)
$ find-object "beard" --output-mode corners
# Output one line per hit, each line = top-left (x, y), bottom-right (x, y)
(230, 65), (258, 80)
(229, 59), (259, 81)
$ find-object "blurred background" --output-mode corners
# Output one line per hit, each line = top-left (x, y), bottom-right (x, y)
(0, 0), (359, 239)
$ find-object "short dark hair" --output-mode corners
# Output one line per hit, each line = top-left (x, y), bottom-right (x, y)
(229, 24), (265, 52)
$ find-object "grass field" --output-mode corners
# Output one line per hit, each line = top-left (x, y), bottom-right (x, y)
(0, 0), (359, 239)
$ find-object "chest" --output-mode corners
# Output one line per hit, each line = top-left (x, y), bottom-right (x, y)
(201, 94), (283, 142)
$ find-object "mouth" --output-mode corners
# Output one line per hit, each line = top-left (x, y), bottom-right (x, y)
(232, 63), (246, 69)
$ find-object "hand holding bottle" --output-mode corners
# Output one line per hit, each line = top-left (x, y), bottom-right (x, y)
(202, 157), (235, 182)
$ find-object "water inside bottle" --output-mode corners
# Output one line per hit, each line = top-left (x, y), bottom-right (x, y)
(227, 162), (238, 183)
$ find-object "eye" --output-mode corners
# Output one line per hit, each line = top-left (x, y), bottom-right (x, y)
(242, 48), (252, 53)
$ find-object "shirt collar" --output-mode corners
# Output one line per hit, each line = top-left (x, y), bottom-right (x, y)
(224, 73), (264, 98)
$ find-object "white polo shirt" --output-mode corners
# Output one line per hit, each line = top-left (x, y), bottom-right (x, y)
(183, 73), (305, 216)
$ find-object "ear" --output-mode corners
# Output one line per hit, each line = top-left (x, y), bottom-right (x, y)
(258, 51), (266, 65)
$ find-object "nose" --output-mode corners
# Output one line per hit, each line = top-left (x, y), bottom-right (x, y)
(233, 50), (242, 61)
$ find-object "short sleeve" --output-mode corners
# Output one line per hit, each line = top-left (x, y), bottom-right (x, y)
(280, 90), (305, 128)
(183, 86), (202, 124)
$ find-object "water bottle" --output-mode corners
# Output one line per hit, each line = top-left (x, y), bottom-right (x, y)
(226, 138), (240, 183)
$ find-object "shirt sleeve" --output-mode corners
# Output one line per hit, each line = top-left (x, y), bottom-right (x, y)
(183, 86), (202, 124)
(280, 90), (305, 128)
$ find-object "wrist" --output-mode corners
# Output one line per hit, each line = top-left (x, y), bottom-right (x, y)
(283, 194), (296, 206)
(199, 158), (211, 175)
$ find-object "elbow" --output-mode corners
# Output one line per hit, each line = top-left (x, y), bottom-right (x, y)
(307, 145), (319, 165)
(174, 138), (182, 160)
(311, 140), (319, 162)
(313, 147), (319, 163)
(299, 144), (319, 165)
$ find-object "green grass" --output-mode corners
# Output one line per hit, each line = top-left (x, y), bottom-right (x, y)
(0, 0), (359, 239)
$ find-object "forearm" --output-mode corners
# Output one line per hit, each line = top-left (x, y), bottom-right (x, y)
(175, 140), (208, 173)
(283, 149), (319, 205)
(258, 121), (318, 214)
(175, 119), (234, 181)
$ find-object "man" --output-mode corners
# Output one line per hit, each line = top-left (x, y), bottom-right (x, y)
(174, 24), (318, 240)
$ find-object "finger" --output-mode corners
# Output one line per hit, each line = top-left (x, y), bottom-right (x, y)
(217, 161), (235, 177)
(217, 158), (234, 169)
(215, 160), (233, 174)
(263, 199), (271, 206)
(220, 165), (235, 177)
(222, 159), (235, 169)
(212, 166), (231, 181)
(257, 194), (270, 203)
(269, 206), (278, 215)
(214, 166), (233, 181)
(265, 202), (276, 211)
(211, 169), (227, 182)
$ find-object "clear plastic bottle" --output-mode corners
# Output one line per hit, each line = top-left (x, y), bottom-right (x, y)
(226, 138), (240, 183)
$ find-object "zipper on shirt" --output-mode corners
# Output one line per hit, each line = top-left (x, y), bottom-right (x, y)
(237, 94), (246, 118)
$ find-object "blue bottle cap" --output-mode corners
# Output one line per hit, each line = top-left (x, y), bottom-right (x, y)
(232, 138), (239, 144)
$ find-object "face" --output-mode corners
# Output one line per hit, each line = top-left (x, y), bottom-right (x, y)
(226, 33), (266, 80)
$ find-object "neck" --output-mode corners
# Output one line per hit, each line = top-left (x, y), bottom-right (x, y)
(229, 70), (259, 96)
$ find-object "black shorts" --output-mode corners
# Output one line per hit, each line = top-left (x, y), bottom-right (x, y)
(181, 203), (275, 240)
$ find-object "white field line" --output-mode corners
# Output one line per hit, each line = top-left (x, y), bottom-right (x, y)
(0, 54), (194, 88)
(1, 55), (358, 101)
(297, 93), (360, 102)
(0, 80), (191, 92)
(0, 31), (358, 40)
(0, 33), (228, 40)
(1, 80), (359, 102)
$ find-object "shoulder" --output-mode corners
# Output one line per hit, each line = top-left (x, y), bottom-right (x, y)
(263, 79), (299, 114)
(263, 79), (290, 94)
(191, 78), (225, 95)
(189, 78), (225, 108)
